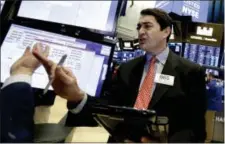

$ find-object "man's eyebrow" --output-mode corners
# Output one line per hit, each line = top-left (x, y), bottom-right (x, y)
(137, 22), (153, 25)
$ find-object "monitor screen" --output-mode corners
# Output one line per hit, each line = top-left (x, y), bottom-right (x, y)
(183, 43), (220, 67)
(1, 0), (5, 12)
(1, 24), (113, 97)
(206, 69), (219, 76)
(220, 55), (224, 69)
(168, 43), (182, 56)
(112, 49), (145, 63)
(17, 1), (119, 35)
(134, 49), (145, 57)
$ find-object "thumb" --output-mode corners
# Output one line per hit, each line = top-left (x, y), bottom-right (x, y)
(61, 67), (74, 77)
(23, 46), (31, 56)
(55, 66), (73, 84)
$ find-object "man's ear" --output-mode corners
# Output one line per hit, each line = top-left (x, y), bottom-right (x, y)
(163, 27), (171, 38)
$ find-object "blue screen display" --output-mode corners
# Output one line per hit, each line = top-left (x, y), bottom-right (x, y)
(206, 69), (219, 76)
(168, 43), (182, 55)
(1, 24), (113, 97)
(184, 43), (220, 67)
(220, 55), (224, 68)
(171, 1), (209, 22)
(112, 49), (145, 63)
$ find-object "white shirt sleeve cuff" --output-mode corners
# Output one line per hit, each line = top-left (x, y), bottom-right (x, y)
(69, 93), (88, 114)
(1, 74), (32, 89)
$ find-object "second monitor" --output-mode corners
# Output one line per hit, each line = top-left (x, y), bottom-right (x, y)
(1, 24), (114, 97)
(16, 1), (120, 36)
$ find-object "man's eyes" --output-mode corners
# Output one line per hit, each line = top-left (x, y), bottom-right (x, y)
(144, 25), (152, 29)
(136, 24), (153, 30)
(136, 25), (141, 30)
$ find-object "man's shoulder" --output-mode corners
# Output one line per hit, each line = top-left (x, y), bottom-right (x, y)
(172, 52), (202, 72)
(120, 56), (145, 71)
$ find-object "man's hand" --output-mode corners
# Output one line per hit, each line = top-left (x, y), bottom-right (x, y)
(32, 49), (84, 102)
(10, 43), (49, 76)
(141, 136), (156, 143)
(124, 137), (157, 143)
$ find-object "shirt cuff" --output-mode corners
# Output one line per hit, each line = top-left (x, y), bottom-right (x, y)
(69, 93), (88, 114)
(1, 74), (32, 89)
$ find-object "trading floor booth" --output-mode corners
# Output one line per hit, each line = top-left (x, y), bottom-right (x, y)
(183, 21), (224, 142)
(0, 0), (224, 142)
(0, 0), (124, 142)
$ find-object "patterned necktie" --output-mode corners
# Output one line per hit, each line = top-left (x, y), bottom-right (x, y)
(134, 56), (156, 109)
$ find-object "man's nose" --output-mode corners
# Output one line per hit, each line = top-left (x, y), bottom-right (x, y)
(138, 27), (145, 36)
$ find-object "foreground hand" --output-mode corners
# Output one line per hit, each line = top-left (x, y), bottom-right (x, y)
(10, 43), (49, 76)
(124, 137), (157, 143)
(141, 136), (156, 143)
(32, 50), (84, 102)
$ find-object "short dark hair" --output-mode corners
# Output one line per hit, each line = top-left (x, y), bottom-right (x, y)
(140, 8), (173, 42)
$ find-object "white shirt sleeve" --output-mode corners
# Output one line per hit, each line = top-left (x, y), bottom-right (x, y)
(69, 93), (88, 114)
(1, 74), (32, 89)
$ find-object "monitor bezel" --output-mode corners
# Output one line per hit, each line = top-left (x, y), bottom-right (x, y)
(0, 21), (116, 98)
(12, 0), (123, 37)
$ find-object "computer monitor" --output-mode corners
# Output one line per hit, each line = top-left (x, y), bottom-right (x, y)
(134, 49), (145, 57)
(168, 42), (182, 56)
(16, 1), (120, 36)
(205, 69), (219, 77)
(220, 55), (224, 69)
(183, 43), (220, 67)
(122, 51), (135, 61)
(1, 0), (5, 12)
(1, 24), (114, 97)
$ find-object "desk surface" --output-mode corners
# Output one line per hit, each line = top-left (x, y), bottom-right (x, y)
(34, 96), (109, 142)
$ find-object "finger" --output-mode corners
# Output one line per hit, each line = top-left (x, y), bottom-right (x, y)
(32, 48), (54, 69)
(49, 63), (57, 79)
(23, 46), (31, 56)
(61, 67), (74, 77)
(36, 42), (43, 51)
(55, 66), (72, 84)
(43, 45), (50, 57)
(32, 42), (41, 52)
(33, 48), (55, 75)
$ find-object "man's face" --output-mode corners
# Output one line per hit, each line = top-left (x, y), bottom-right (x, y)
(137, 15), (169, 53)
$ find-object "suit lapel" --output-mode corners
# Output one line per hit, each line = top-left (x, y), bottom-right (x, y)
(149, 51), (178, 109)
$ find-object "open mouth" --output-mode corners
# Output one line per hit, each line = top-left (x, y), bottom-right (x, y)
(139, 38), (145, 44)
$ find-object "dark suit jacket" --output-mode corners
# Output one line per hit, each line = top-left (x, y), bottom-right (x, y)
(66, 50), (207, 142)
(0, 83), (34, 142)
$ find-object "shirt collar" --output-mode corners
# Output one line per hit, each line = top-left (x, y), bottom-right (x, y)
(146, 47), (169, 65)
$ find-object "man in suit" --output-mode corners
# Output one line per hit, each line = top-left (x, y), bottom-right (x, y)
(0, 43), (49, 142)
(33, 8), (207, 142)
(206, 73), (222, 111)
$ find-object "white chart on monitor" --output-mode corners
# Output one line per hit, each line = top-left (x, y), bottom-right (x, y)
(1, 24), (110, 96)
(17, 1), (112, 31)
